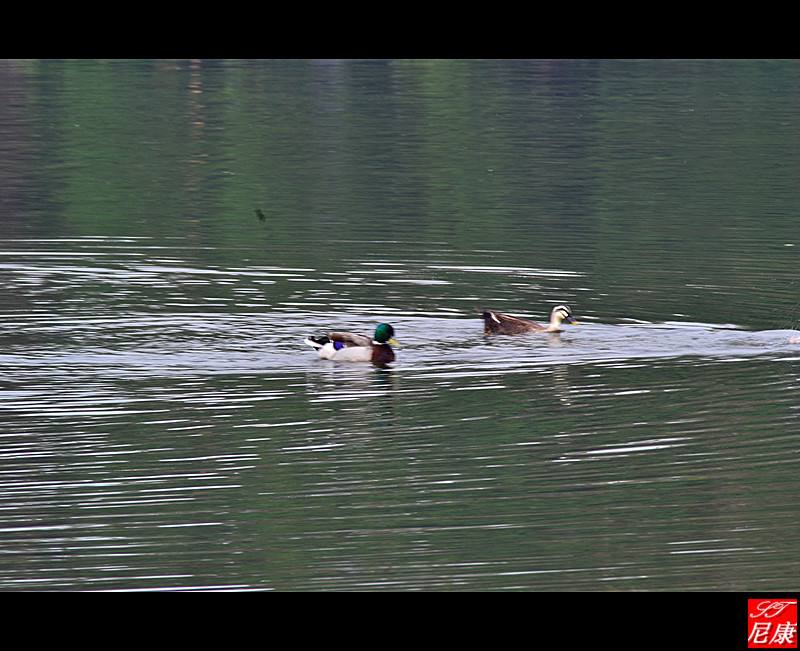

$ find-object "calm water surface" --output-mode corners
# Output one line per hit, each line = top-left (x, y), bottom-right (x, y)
(1, 59), (799, 591)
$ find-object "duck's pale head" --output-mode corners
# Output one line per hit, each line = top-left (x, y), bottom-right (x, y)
(551, 305), (578, 326)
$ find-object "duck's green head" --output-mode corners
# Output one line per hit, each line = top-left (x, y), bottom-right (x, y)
(373, 323), (397, 345)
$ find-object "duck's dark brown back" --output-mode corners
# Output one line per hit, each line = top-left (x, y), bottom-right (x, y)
(482, 310), (542, 335)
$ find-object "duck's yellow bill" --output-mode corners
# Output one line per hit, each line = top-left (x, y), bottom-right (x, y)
(388, 338), (400, 346)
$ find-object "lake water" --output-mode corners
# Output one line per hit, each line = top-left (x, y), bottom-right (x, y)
(1, 59), (799, 591)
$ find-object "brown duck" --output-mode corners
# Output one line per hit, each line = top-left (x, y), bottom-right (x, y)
(482, 304), (578, 335)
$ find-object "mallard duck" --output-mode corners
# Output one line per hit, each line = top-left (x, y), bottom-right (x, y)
(482, 304), (578, 335)
(305, 323), (398, 365)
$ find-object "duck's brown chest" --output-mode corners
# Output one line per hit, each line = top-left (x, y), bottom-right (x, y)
(371, 344), (395, 366)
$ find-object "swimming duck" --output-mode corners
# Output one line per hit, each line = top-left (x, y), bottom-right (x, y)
(482, 305), (578, 335)
(305, 323), (398, 365)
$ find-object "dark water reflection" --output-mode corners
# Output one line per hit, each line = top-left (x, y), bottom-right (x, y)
(1, 60), (799, 590)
